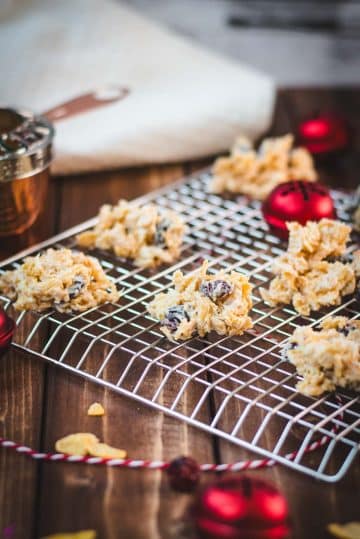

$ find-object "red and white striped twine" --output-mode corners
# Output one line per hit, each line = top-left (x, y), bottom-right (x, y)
(0, 397), (343, 472)
(0, 425), (339, 472)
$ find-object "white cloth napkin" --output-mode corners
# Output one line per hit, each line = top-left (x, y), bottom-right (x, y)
(0, 0), (275, 175)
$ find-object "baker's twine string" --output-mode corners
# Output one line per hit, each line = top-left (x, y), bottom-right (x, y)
(0, 430), (335, 471)
(0, 396), (343, 471)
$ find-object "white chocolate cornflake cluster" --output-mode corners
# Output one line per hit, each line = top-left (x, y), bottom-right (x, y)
(147, 260), (253, 341)
(210, 134), (317, 200)
(285, 317), (360, 397)
(76, 200), (186, 268)
(0, 248), (119, 313)
(260, 219), (360, 316)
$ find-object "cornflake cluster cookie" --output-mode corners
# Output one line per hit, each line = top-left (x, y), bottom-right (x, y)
(285, 317), (360, 397)
(147, 260), (253, 341)
(0, 248), (119, 313)
(210, 134), (317, 200)
(260, 219), (359, 315)
(76, 200), (186, 268)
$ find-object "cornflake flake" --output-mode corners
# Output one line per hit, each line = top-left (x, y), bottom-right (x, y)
(328, 522), (360, 539)
(55, 432), (126, 459)
(89, 442), (127, 459)
(41, 531), (96, 539)
(87, 402), (105, 416)
(55, 433), (99, 456)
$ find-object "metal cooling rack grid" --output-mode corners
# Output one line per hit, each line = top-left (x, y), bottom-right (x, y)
(0, 170), (359, 482)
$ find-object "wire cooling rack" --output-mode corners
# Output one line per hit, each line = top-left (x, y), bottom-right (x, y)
(0, 170), (359, 482)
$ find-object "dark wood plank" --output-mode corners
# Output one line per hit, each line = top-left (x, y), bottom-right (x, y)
(215, 88), (360, 539)
(35, 164), (215, 538)
(0, 178), (58, 537)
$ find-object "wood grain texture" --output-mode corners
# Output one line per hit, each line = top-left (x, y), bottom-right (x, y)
(0, 178), (58, 537)
(0, 89), (359, 539)
(35, 164), (214, 539)
(215, 89), (360, 539)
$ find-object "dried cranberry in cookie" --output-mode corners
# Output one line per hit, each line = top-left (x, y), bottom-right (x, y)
(200, 279), (234, 302)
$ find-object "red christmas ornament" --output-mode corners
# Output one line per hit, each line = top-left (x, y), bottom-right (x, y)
(194, 476), (290, 539)
(262, 180), (336, 239)
(166, 456), (200, 492)
(0, 308), (14, 357)
(298, 115), (349, 155)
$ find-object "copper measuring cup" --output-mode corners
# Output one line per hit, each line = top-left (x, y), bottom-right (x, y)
(0, 87), (128, 237)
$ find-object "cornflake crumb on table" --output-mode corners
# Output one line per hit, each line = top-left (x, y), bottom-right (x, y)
(87, 402), (105, 416)
(210, 134), (317, 200)
(41, 530), (97, 539)
(0, 248), (119, 313)
(285, 316), (360, 397)
(147, 260), (253, 341)
(55, 432), (126, 459)
(76, 199), (186, 268)
(260, 219), (360, 315)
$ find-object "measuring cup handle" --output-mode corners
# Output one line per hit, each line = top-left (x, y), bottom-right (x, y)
(43, 87), (129, 122)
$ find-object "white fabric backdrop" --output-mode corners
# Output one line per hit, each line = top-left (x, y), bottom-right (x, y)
(0, 0), (275, 174)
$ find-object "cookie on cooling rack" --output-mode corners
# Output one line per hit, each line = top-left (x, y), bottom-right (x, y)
(284, 316), (360, 397)
(210, 134), (317, 200)
(260, 219), (360, 316)
(147, 260), (253, 341)
(0, 248), (120, 313)
(76, 199), (186, 268)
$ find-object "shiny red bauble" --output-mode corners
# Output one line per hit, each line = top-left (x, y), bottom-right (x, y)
(262, 181), (336, 239)
(194, 476), (290, 539)
(0, 308), (15, 356)
(166, 456), (200, 492)
(298, 115), (349, 155)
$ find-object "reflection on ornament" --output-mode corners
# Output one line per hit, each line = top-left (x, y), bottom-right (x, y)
(0, 308), (14, 356)
(194, 476), (290, 539)
(298, 115), (349, 155)
(262, 180), (336, 239)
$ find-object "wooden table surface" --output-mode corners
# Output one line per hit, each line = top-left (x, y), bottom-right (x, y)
(0, 88), (359, 539)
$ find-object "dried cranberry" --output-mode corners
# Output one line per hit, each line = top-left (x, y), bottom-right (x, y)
(68, 275), (85, 299)
(166, 456), (200, 492)
(338, 324), (354, 337)
(154, 219), (171, 247)
(162, 305), (189, 332)
(200, 280), (233, 302)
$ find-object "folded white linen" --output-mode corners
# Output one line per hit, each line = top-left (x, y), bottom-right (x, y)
(0, 0), (275, 174)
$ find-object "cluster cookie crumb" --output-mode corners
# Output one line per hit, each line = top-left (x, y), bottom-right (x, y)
(147, 260), (253, 341)
(76, 199), (186, 268)
(260, 219), (359, 315)
(285, 316), (360, 397)
(55, 432), (126, 458)
(0, 248), (119, 313)
(87, 402), (105, 416)
(210, 134), (317, 200)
